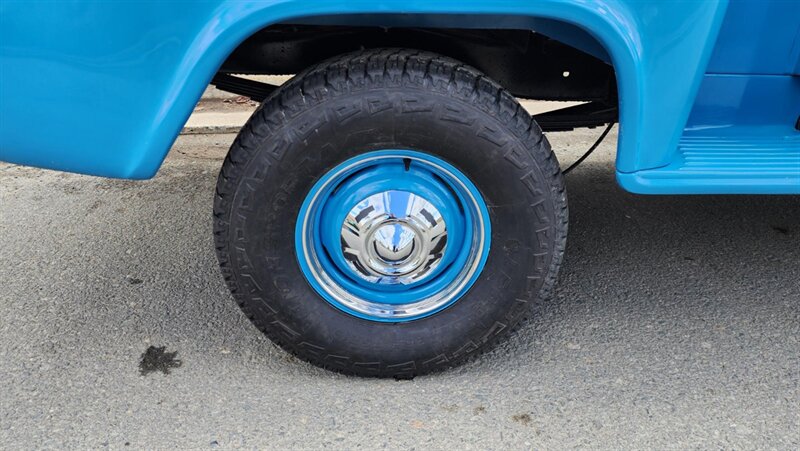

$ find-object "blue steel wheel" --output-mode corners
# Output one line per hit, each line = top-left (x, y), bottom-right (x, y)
(214, 49), (567, 378)
(295, 150), (491, 322)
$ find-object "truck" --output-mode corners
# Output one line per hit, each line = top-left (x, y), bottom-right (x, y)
(1, 0), (798, 377)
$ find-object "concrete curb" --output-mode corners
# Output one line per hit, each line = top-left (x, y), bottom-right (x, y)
(182, 111), (254, 135)
(182, 125), (244, 135)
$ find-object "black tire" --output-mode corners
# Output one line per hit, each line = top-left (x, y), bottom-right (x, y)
(213, 49), (567, 378)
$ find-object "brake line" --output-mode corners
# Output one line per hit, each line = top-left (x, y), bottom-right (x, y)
(562, 122), (616, 175)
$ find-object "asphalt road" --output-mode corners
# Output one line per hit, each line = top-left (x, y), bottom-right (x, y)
(1, 129), (798, 449)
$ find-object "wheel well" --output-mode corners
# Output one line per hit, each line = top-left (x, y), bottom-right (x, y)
(218, 24), (617, 103)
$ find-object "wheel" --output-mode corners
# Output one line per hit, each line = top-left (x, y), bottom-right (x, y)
(213, 49), (567, 377)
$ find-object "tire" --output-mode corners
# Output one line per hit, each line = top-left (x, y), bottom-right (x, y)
(213, 49), (567, 378)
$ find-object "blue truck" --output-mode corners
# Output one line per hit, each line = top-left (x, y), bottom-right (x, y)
(1, 0), (798, 377)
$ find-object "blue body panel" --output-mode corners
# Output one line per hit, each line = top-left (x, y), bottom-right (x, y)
(617, 0), (800, 194)
(706, 0), (800, 75)
(0, 0), (797, 194)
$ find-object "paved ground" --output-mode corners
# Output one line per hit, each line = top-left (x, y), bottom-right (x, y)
(1, 128), (798, 449)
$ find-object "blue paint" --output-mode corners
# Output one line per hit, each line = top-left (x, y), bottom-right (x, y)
(616, 0), (800, 195)
(618, 72), (800, 195)
(0, 1), (797, 194)
(706, 0), (800, 75)
(686, 75), (800, 133)
(1, 1), (727, 182)
(294, 150), (491, 322)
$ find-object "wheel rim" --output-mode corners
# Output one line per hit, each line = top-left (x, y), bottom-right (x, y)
(295, 150), (491, 322)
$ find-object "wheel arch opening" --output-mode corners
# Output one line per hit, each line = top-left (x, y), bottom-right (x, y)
(214, 15), (619, 106)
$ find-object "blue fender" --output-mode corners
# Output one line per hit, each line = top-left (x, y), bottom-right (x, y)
(0, 1), (728, 179)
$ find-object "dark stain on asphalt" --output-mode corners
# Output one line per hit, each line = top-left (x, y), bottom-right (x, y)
(87, 199), (103, 212)
(512, 413), (532, 425)
(139, 346), (182, 375)
(128, 277), (143, 285)
(771, 225), (790, 235)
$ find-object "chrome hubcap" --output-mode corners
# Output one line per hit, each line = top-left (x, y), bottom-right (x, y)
(372, 223), (417, 264)
(341, 191), (447, 285)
